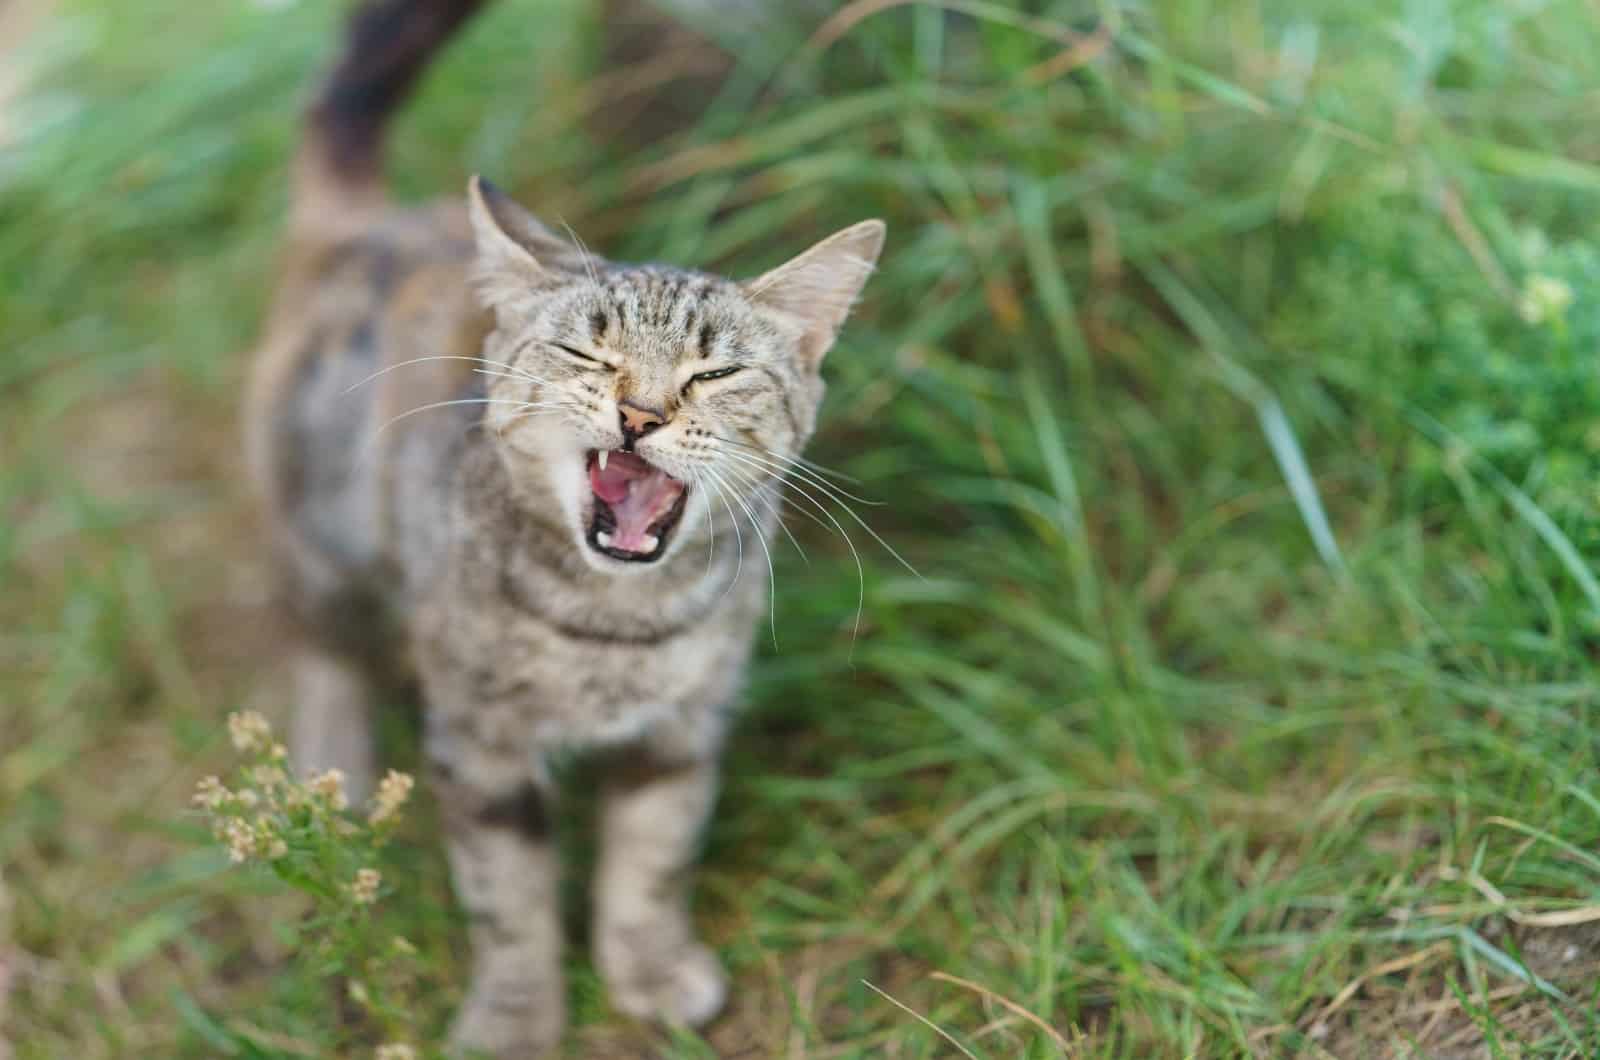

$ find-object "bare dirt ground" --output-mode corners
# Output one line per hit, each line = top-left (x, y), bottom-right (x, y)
(1314, 923), (1600, 1059)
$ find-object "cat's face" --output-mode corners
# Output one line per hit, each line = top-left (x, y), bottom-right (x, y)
(466, 178), (884, 573)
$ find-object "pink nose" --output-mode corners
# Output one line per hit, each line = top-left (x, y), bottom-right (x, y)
(619, 402), (666, 439)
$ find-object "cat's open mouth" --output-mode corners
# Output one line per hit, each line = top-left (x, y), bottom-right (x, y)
(585, 450), (688, 563)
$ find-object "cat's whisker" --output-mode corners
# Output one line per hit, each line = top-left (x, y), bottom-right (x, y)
(703, 465), (778, 644)
(715, 453), (838, 544)
(713, 434), (872, 493)
(718, 436), (886, 508)
(706, 464), (780, 571)
(717, 446), (921, 580)
(697, 470), (745, 605)
(713, 460), (809, 564)
(492, 403), (582, 431)
(720, 435), (858, 479)
(693, 469), (716, 579)
(472, 367), (554, 387)
(557, 217), (604, 292)
(771, 491), (839, 539)
(365, 397), (559, 447)
(487, 411), (574, 439)
(342, 355), (546, 395)
(356, 397), (560, 472)
(714, 454), (842, 545)
(716, 449), (869, 644)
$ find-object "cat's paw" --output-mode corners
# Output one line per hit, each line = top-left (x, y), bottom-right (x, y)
(448, 987), (565, 1060)
(603, 940), (728, 1028)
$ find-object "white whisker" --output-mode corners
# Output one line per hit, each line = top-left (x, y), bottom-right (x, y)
(557, 217), (603, 291)
(716, 448), (870, 645)
(472, 367), (551, 387)
(704, 464), (778, 645)
(715, 457), (840, 542)
(715, 434), (875, 496)
(492, 403), (582, 431)
(698, 470), (745, 605)
(342, 355), (547, 395)
(722, 439), (888, 509)
(365, 397), (557, 445)
(718, 445), (920, 580)
(691, 470), (716, 579)
(715, 459), (809, 564)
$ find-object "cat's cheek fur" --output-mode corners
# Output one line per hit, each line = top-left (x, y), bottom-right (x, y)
(494, 411), (620, 569)
(532, 431), (594, 551)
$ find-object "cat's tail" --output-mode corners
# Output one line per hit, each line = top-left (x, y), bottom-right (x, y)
(291, 0), (488, 242)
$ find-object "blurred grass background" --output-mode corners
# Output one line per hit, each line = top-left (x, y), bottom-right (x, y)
(4, 0), (1600, 1056)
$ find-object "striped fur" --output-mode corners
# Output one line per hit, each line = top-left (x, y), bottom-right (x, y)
(243, 4), (883, 1056)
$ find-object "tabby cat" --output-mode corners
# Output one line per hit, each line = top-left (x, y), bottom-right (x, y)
(244, 0), (884, 1055)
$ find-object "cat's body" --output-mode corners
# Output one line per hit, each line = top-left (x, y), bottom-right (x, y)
(245, 2), (882, 1056)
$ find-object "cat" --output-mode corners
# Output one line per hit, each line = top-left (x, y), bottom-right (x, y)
(243, 0), (884, 1055)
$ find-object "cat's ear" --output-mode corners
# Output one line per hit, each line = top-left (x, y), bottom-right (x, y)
(466, 175), (579, 312)
(743, 219), (886, 370)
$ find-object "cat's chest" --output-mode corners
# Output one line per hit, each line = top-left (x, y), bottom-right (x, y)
(421, 598), (746, 752)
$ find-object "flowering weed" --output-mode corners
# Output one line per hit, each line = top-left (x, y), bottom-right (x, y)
(192, 713), (432, 1059)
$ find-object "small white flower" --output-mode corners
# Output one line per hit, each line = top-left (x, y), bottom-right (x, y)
(1519, 273), (1573, 324)
(223, 819), (258, 863)
(350, 867), (382, 905)
(192, 775), (230, 810)
(250, 764), (289, 795)
(227, 711), (274, 754)
(375, 1045), (416, 1060)
(368, 769), (415, 825)
(309, 769), (349, 812)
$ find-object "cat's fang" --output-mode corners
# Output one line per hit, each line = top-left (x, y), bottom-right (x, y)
(598, 450), (608, 471)
(641, 534), (659, 553)
(597, 530), (613, 547)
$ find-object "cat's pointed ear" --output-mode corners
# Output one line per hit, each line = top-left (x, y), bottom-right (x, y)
(466, 175), (578, 312)
(743, 219), (886, 370)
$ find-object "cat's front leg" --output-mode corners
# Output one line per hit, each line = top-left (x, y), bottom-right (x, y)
(432, 758), (566, 1059)
(593, 744), (727, 1028)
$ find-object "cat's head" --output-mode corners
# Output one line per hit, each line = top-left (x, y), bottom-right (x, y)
(465, 176), (884, 573)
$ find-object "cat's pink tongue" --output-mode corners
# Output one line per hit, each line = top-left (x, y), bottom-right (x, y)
(589, 452), (685, 551)
(590, 452), (643, 505)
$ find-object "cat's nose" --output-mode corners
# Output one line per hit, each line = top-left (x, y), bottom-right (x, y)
(618, 401), (667, 445)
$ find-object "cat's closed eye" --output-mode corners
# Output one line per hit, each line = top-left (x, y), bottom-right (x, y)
(553, 343), (614, 370)
(682, 366), (742, 395)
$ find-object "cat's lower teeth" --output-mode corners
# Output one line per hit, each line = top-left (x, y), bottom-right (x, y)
(596, 530), (658, 553)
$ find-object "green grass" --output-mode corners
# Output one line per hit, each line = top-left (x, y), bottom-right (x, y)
(5, 0), (1600, 1056)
